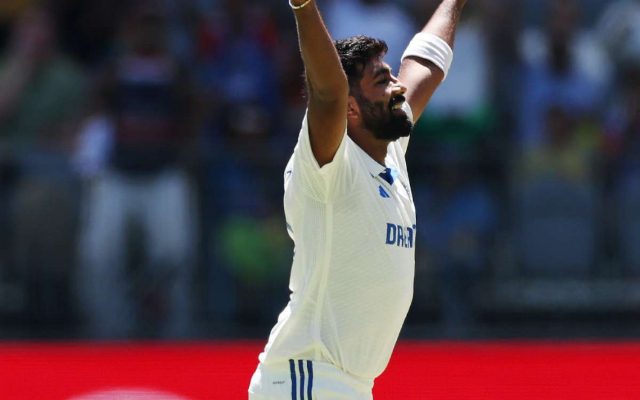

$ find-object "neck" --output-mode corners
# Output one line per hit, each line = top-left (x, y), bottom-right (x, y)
(348, 127), (390, 165)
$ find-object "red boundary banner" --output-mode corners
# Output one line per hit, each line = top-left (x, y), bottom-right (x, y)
(2, 341), (640, 399)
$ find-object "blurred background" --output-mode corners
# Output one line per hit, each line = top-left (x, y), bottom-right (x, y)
(0, 0), (639, 342)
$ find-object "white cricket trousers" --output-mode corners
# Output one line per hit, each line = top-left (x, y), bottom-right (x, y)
(77, 168), (196, 338)
(249, 359), (374, 400)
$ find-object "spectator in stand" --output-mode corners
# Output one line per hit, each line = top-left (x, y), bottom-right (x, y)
(0, 5), (87, 325)
(195, 0), (280, 144)
(77, 0), (199, 338)
(194, 0), (287, 322)
(517, 0), (611, 151)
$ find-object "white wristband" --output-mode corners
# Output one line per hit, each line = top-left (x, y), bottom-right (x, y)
(401, 32), (454, 79)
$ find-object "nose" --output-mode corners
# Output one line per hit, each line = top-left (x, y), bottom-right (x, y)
(393, 81), (407, 96)
(391, 76), (407, 95)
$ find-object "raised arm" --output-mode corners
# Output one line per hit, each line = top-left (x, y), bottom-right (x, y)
(398, 0), (467, 122)
(290, 0), (349, 167)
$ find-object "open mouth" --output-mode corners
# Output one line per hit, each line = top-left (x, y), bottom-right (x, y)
(390, 95), (406, 111)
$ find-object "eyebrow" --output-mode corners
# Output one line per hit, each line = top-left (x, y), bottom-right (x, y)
(372, 66), (392, 80)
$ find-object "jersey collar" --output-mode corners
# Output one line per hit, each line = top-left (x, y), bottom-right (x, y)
(349, 136), (399, 185)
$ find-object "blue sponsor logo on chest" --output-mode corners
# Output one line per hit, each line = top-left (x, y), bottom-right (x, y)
(385, 223), (416, 248)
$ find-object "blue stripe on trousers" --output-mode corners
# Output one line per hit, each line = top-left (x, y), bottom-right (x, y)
(298, 359), (305, 400)
(289, 359), (297, 400)
(307, 360), (313, 400)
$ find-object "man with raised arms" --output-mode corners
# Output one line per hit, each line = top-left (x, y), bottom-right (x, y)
(249, 0), (467, 398)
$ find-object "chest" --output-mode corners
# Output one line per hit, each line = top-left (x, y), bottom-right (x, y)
(334, 168), (416, 253)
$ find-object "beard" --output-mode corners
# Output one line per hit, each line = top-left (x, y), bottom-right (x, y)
(357, 95), (413, 141)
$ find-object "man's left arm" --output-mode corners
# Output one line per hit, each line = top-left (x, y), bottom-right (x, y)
(398, 0), (467, 122)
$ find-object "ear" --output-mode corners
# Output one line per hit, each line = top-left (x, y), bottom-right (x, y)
(347, 95), (360, 121)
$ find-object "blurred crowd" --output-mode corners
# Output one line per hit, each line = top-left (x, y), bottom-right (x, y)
(0, 0), (638, 339)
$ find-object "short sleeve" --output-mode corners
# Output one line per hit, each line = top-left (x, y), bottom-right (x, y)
(288, 111), (349, 202)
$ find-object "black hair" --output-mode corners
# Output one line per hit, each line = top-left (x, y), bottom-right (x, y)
(334, 36), (388, 93)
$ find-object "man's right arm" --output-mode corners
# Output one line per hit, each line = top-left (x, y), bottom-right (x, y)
(291, 0), (349, 167)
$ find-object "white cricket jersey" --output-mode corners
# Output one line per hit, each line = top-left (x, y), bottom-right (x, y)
(258, 103), (416, 381)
